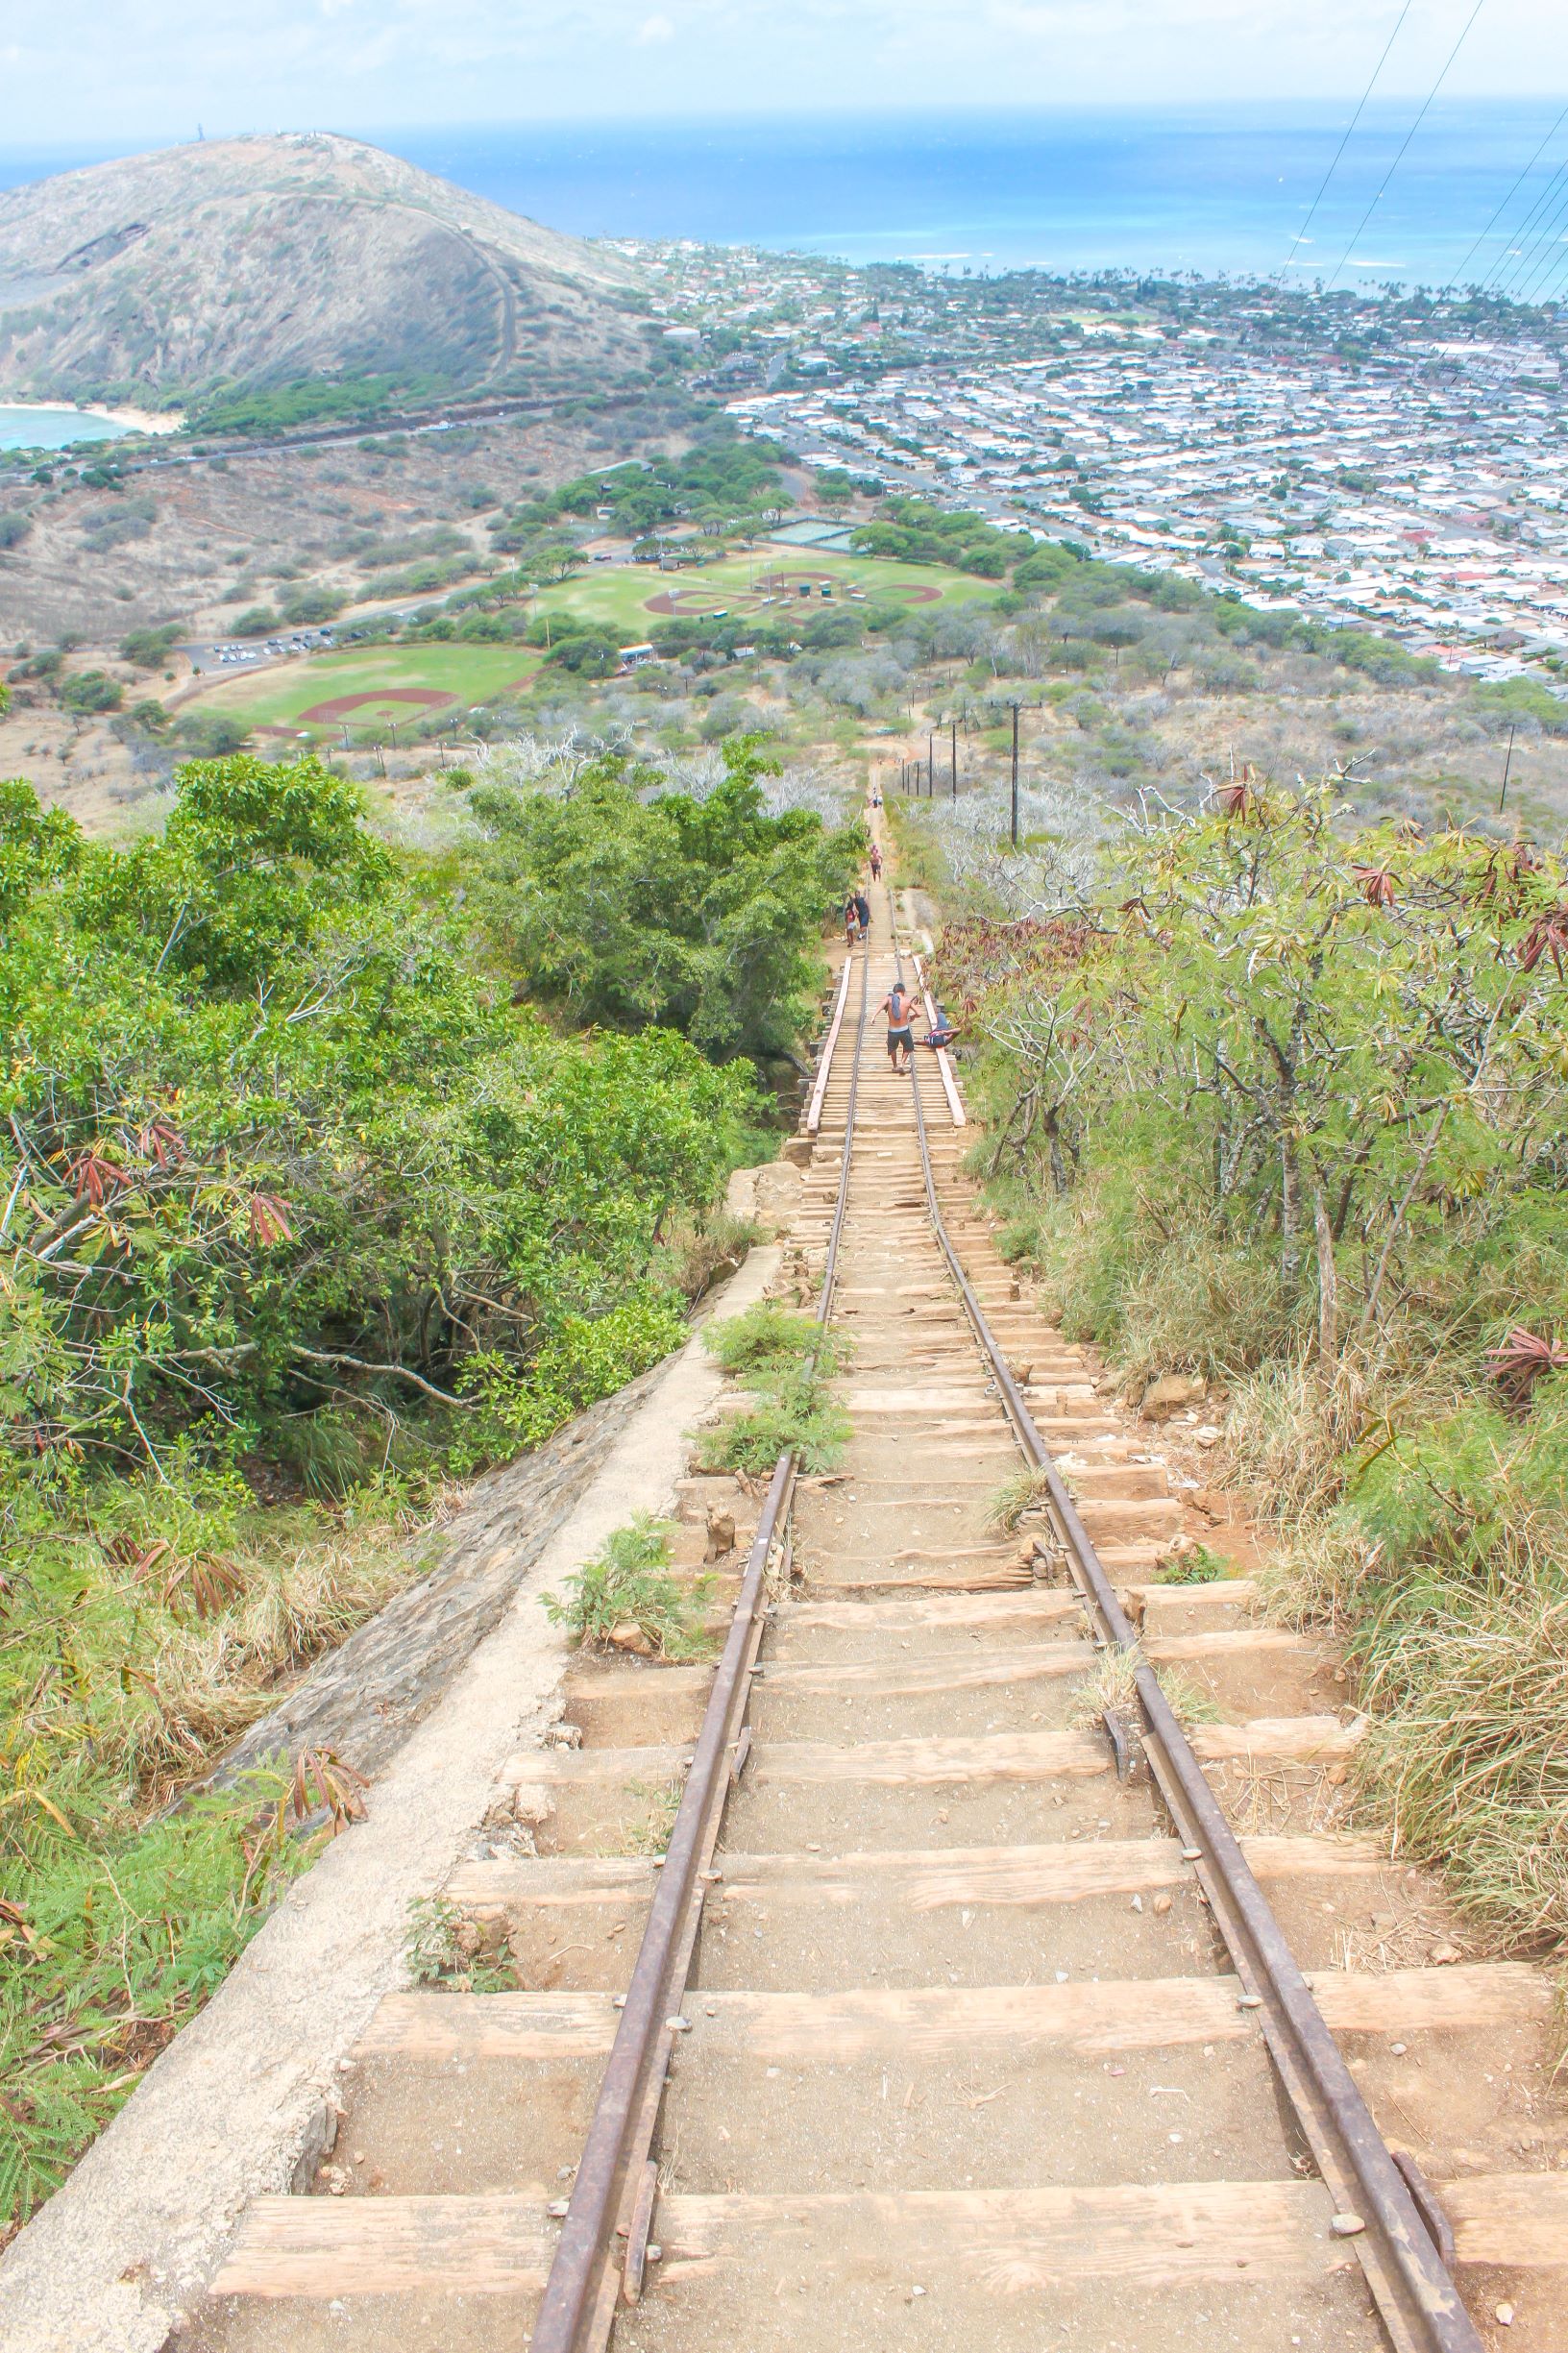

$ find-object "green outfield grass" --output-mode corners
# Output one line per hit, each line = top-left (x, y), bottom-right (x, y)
(186, 645), (543, 744)
(534, 547), (1001, 633)
(183, 547), (1001, 740)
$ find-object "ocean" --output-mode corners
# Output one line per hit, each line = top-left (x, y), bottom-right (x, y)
(4, 101), (1568, 290)
(0, 404), (143, 453)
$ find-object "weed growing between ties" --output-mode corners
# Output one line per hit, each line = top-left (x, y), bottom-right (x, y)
(705, 1301), (849, 1379)
(986, 1464), (1056, 1532)
(1071, 1645), (1220, 1735)
(404, 1896), (520, 1995)
(1157, 1542), (1234, 1584)
(543, 1515), (714, 1661)
(940, 775), (1568, 1951)
(1071, 1646), (1142, 1727)
(698, 1367), (851, 1478)
(621, 1777), (684, 1858)
(698, 1302), (852, 1475)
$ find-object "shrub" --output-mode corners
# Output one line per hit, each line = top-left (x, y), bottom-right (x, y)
(174, 708), (252, 755)
(706, 1301), (843, 1377)
(460, 736), (860, 1061)
(120, 623), (185, 669)
(697, 1365), (849, 1476)
(542, 1516), (713, 1658)
(278, 586), (345, 627)
(59, 670), (122, 715)
(950, 773), (1568, 1956)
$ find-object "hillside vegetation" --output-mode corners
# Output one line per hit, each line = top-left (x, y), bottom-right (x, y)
(931, 783), (1568, 1952)
(0, 718), (855, 2223)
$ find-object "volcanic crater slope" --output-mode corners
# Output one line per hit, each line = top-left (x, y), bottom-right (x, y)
(0, 132), (653, 408)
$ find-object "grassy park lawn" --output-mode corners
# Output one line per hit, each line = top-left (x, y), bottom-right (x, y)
(186, 644), (542, 743)
(184, 547), (1001, 740)
(537, 547), (1001, 633)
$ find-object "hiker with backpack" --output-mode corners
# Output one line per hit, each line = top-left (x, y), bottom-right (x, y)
(879, 975), (919, 1072)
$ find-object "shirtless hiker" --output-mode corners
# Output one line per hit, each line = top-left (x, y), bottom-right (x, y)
(880, 976), (919, 1072)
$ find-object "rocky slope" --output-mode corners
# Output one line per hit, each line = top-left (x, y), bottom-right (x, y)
(0, 133), (653, 407)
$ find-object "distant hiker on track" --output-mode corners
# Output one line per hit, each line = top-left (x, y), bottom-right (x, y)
(854, 890), (870, 941)
(921, 998), (959, 1053)
(844, 895), (859, 951)
(869, 844), (883, 881)
(880, 976), (918, 1073)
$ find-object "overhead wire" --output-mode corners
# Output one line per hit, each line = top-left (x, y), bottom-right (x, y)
(1437, 99), (1568, 294)
(1324, 0), (1489, 290)
(1409, 104), (1568, 403)
(1279, 0), (1415, 282)
(1496, 181), (1568, 306)
(1428, 166), (1568, 401)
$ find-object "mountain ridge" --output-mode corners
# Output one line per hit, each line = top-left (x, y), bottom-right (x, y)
(0, 133), (654, 410)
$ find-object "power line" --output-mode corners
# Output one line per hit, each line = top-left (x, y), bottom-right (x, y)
(1412, 113), (1568, 401)
(1280, 0), (1415, 281)
(1325, 0), (1489, 291)
(1477, 157), (1568, 305)
(1496, 176), (1568, 306)
(1437, 98), (1568, 295)
(1487, 163), (1563, 299)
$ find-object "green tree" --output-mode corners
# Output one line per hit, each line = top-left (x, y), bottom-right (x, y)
(463, 737), (858, 1060)
(60, 672), (122, 716)
(120, 623), (185, 670)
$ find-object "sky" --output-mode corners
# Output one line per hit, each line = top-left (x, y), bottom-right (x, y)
(4, 0), (1568, 148)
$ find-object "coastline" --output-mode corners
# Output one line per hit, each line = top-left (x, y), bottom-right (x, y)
(0, 399), (184, 442)
(80, 402), (184, 435)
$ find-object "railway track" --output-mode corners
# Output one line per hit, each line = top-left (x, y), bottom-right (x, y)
(194, 849), (1563, 2353)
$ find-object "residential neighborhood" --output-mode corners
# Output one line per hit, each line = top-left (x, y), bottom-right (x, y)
(614, 232), (1568, 686)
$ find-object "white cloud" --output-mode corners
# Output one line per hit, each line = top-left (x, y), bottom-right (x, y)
(1, 0), (1566, 141)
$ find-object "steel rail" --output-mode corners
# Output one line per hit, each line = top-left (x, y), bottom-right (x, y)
(804, 952), (853, 1137)
(906, 946), (966, 1128)
(527, 940), (872, 2353)
(892, 908), (1482, 2353)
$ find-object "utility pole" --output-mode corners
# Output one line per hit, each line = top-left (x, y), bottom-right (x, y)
(950, 718), (957, 801)
(928, 728), (936, 797)
(1499, 722), (1516, 816)
(1010, 701), (1020, 847)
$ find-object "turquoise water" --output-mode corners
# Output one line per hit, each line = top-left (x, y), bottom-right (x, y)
(0, 405), (138, 452)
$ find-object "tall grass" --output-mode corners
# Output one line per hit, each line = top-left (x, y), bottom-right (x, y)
(997, 1153), (1568, 1955)
(944, 772), (1568, 1962)
(0, 1467), (435, 2231)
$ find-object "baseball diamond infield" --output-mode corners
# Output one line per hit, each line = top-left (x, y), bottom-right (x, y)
(299, 688), (458, 723)
(173, 547), (998, 740)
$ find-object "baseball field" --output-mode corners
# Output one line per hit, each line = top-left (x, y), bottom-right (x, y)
(180, 546), (1000, 742)
(186, 644), (544, 745)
